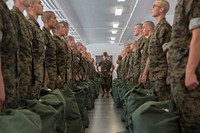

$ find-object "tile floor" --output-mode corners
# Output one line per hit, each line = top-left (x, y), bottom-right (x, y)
(85, 97), (126, 133)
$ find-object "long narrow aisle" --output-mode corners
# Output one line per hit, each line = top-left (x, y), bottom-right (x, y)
(85, 96), (126, 133)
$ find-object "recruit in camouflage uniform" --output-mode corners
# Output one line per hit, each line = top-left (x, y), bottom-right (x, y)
(139, 21), (155, 89)
(131, 36), (147, 84)
(118, 55), (126, 80)
(27, 10), (45, 96)
(59, 21), (73, 84)
(84, 58), (90, 80)
(62, 38), (72, 84)
(122, 45), (133, 81)
(65, 44), (73, 82)
(53, 27), (67, 89)
(86, 54), (97, 79)
(97, 52), (114, 98)
(140, 36), (151, 88)
(69, 41), (85, 82)
(148, 18), (171, 100)
(120, 45), (132, 80)
(81, 53), (89, 80)
(89, 61), (97, 79)
(43, 26), (57, 90)
(169, 0), (200, 132)
(77, 43), (87, 79)
(126, 48), (135, 81)
(11, 5), (33, 105)
(0, 0), (19, 109)
(148, 0), (172, 101)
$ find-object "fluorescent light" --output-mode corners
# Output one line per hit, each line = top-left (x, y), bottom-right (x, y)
(111, 37), (115, 41)
(112, 30), (117, 34)
(113, 22), (119, 28)
(115, 6), (123, 16)
(117, 0), (125, 2)
(110, 41), (115, 44)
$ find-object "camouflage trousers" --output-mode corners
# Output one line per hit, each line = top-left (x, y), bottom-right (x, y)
(150, 79), (171, 101)
(34, 63), (45, 84)
(100, 76), (112, 93)
(31, 64), (45, 98)
(169, 42), (200, 132)
(171, 80), (200, 133)
(46, 67), (57, 90)
(2, 68), (18, 109)
(1, 54), (19, 109)
(56, 73), (65, 90)
(18, 64), (34, 106)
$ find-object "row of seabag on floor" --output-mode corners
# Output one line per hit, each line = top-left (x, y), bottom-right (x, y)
(112, 79), (180, 133)
(0, 78), (100, 133)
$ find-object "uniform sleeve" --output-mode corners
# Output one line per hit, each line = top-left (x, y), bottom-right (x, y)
(54, 38), (60, 75)
(189, 1), (200, 30)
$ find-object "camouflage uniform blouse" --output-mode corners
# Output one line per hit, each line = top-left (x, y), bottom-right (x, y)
(170, 0), (200, 80)
(42, 27), (57, 89)
(98, 59), (113, 78)
(11, 6), (33, 86)
(140, 35), (152, 74)
(27, 14), (45, 84)
(148, 18), (172, 81)
(0, 0), (19, 108)
(53, 35), (67, 80)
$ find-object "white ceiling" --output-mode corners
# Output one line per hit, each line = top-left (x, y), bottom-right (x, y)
(6, 0), (176, 46)
(56, 0), (176, 45)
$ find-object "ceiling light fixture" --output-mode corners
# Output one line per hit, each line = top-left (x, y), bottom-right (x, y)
(117, 0), (125, 2)
(113, 22), (119, 28)
(115, 6), (123, 16)
(110, 41), (115, 44)
(112, 30), (117, 34)
(111, 37), (116, 41)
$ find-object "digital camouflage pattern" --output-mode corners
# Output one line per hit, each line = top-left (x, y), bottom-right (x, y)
(89, 62), (97, 79)
(27, 14), (45, 95)
(120, 53), (131, 80)
(122, 52), (133, 80)
(126, 37), (146, 84)
(126, 52), (135, 82)
(53, 35), (67, 88)
(0, 0), (19, 109)
(140, 36), (152, 89)
(60, 37), (73, 83)
(169, 0), (200, 132)
(11, 6), (33, 104)
(81, 57), (89, 80)
(65, 44), (73, 83)
(148, 18), (171, 100)
(84, 60), (90, 79)
(42, 27), (57, 90)
(117, 56), (126, 80)
(140, 36), (151, 73)
(71, 51), (82, 81)
(132, 36), (147, 84)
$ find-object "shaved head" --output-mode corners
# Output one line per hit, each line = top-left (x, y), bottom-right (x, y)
(41, 11), (55, 23)
(143, 21), (155, 29)
(156, 0), (170, 13)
